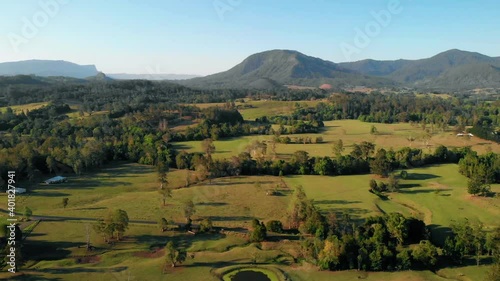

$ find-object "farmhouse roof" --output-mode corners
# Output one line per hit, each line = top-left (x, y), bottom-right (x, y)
(45, 176), (67, 183)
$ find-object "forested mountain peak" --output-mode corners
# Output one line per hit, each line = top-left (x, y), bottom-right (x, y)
(179, 49), (395, 89)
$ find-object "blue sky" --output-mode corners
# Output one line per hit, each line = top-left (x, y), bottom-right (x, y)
(1, 0), (499, 75)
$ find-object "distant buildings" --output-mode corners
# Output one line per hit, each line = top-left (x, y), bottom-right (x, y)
(14, 187), (26, 194)
(44, 176), (67, 184)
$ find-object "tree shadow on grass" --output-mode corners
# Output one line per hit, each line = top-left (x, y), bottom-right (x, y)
(74, 207), (107, 211)
(2, 274), (63, 281)
(25, 233), (47, 238)
(427, 224), (453, 246)
(406, 173), (440, 180)
(207, 216), (254, 222)
(196, 202), (228, 207)
(314, 200), (362, 205)
(172, 144), (192, 150)
(35, 266), (128, 274)
(316, 207), (371, 224)
(35, 179), (132, 191)
(28, 191), (71, 197)
(24, 240), (85, 260)
(133, 232), (238, 253)
(100, 162), (153, 174)
(182, 260), (247, 269)
(398, 183), (422, 189)
(400, 188), (451, 195)
(213, 180), (274, 186)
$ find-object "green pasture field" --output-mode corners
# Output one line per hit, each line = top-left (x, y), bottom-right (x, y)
(0, 161), (496, 281)
(173, 120), (500, 159)
(0, 102), (48, 113)
(284, 164), (500, 244)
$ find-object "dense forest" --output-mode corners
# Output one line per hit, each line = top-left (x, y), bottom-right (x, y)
(1, 79), (500, 186)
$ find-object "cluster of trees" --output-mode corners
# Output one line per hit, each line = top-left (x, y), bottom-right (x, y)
(285, 186), (433, 271)
(302, 93), (500, 127)
(0, 99), (339, 185)
(256, 116), (324, 133)
(0, 78), (331, 108)
(312, 215), (434, 271)
(458, 151), (500, 195)
(250, 219), (267, 242)
(369, 174), (400, 195)
(470, 123), (500, 143)
(1, 79), (248, 108)
(251, 92), (500, 144)
(170, 143), (470, 184)
(0, 102), (71, 131)
(93, 209), (130, 243)
(443, 219), (498, 266)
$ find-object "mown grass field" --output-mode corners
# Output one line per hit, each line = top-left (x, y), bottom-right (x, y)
(0, 163), (288, 225)
(285, 164), (500, 244)
(174, 119), (500, 159)
(0, 161), (497, 281)
(188, 99), (324, 121)
(0, 102), (49, 113)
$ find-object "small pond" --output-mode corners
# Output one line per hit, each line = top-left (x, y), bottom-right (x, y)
(222, 268), (278, 281)
(231, 270), (271, 281)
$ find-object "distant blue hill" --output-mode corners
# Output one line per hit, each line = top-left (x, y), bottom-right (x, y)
(0, 60), (99, 79)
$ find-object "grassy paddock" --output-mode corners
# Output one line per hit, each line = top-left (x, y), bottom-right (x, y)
(173, 120), (500, 160)
(0, 160), (497, 280)
(0, 102), (48, 113)
(284, 164), (500, 244)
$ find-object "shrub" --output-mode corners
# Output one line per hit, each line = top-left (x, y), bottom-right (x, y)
(266, 220), (283, 233)
(199, 218), (213, 233)
(377, 182), (388, 192)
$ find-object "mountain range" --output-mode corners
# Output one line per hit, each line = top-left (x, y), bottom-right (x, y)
(180, 49), (500, 90)
(338, 49), (500, 89)
(1, 49), (500, 90)
(179, 50), (395, 89)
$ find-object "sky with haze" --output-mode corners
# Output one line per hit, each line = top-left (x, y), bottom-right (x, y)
(1, 0), (499, 75)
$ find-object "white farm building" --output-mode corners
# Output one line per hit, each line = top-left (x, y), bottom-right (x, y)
(44, 176), (67, 184)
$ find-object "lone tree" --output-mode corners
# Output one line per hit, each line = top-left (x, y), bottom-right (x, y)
(387, 174), (400, 192)
(164, 241), (186, 269)
(183, 199), (196, 223)
(412, 240), (438, 267)
(199, 218), (213, 233)
(157, 161), (169, 190)
(108, 209), (129, 240)
(332, 139), (344, 157)
(24, 207), (33, 221)
(62, 197), (69, 208)
(93, 209), (129, 242)
(250, 219), (267, 242)
(158, 218), (169, 232)
(201, 138), (216, 160)
(370, 148), (392, 177)
(467, 175), (490, 196)
(158, 187), (172, 207)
